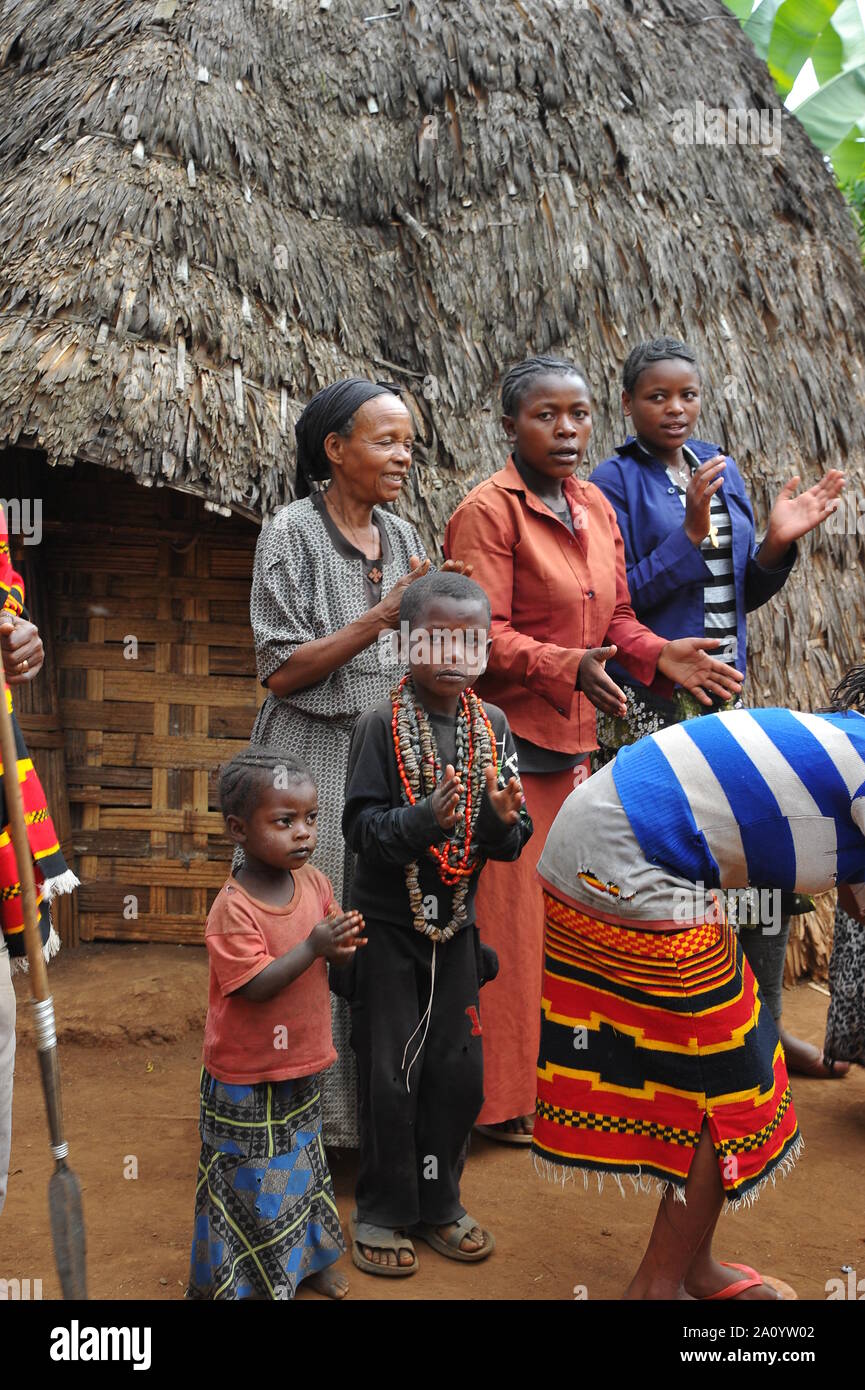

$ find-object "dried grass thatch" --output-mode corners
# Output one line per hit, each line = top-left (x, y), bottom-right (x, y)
(2, 0), (865, 971)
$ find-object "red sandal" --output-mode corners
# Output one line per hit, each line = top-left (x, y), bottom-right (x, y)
(703, 1261), (797, 1301)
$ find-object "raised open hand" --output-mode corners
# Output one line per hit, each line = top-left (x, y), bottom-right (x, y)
(764, 470), (844, 556)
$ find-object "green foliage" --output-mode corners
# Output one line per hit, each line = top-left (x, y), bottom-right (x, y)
(725, 0), (865, 179)
(841, 174), (865, 250)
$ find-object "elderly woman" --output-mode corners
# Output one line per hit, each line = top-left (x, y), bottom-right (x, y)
(444, 355), (743, 1145)
(246, 378), (455, 1147)
(1, 514), (78, 1218)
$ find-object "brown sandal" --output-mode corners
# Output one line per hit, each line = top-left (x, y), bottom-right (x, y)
(475, 1117), (534, 1146)
(413, 1214), (495, 1262)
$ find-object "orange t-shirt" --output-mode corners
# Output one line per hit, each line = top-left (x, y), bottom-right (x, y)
(202, 866), (339, 1084)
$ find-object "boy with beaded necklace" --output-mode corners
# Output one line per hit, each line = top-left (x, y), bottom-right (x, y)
(340, 571), (532, 1276)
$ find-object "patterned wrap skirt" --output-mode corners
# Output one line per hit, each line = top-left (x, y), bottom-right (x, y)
(1, 688), (77, 966)
(824, 901), (865, 1065)
(188, 1067), (345, 1300)
(533, 891), (802, 1208)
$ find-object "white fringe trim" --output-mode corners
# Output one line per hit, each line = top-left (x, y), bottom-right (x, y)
(9, 871), (79, 975)
(532, 1152), (688, 1203)
(723, 1131), (805, 1213)
(10, 926), (61, 974)
(42, 869), (80, 902)
(532, 1129), (805, 1212)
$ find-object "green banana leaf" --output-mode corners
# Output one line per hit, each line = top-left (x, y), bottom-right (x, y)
(794, 65), (865, 148)
(742, 0), (787, 59)
(769, 0), (840, 96)
(724, 0), (757, 19)
(769, 0), (865, 97)
(724, 0), (865, 180)
(826, 127), (865, 182)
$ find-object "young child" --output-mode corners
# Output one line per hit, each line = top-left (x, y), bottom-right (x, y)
(187, 747), (366, 1301)
(341, 571), (532, 1275)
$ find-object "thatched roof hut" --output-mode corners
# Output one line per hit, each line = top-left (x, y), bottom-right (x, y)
(2, 0), (864, 970)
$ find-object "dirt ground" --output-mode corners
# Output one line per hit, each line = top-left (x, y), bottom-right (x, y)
(2, 941), (863, 1302)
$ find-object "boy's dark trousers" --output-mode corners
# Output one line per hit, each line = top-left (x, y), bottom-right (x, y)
(348, 917), (485, 1229)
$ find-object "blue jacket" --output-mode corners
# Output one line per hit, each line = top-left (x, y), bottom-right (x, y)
(590, 437), (796, 693)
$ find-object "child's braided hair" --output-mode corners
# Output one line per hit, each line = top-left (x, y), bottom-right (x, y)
(219, 745), (314, 822)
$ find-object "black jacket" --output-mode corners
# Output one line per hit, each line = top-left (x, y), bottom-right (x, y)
(342, 698), (532, 932)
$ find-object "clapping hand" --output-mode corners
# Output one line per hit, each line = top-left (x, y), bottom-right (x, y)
(310, 910), (368, 964)
(432, 764), (463, 829)
(578, 645), (627, 717)
(684, 455), (726, 545)
(657, 638), (743, 706)
(483, 764), (523, 825)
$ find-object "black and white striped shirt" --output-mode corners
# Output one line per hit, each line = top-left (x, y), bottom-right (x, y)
(667, 447), (738, 666)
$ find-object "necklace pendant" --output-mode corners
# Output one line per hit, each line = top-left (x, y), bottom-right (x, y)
(367, 564), (383, 583)
(708, 523), (719, 549)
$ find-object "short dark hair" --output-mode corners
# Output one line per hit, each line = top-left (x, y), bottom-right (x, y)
(622, 337), (700, 394)
(501, 355), (590, 417)
(219, 746), (314, 821)
(399, 571), (491, 631)
(823, 664), (865, 714)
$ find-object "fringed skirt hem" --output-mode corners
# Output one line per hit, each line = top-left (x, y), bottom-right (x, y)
(533, 892), (801, 1207)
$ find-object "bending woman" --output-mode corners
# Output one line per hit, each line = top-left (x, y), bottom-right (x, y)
(444, 356), (743, 1142)
(534, 686), (865, 1297)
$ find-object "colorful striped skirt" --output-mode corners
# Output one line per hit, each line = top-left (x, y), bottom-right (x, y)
(533, 892), (802, 1208)
(188, 1067), (345, 1300)
(1, 689), (76, 966)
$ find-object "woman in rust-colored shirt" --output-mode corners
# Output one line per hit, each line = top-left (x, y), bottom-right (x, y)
(444, 356), (743, 1143)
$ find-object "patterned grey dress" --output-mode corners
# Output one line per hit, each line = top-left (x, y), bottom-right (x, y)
(248, 492), (426, 1147)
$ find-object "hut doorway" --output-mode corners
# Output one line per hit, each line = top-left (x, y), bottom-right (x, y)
(6, 454), (264, 946)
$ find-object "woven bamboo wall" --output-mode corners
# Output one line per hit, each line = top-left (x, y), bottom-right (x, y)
(4, 454), (840, 975)
(10, 457), (263, 945)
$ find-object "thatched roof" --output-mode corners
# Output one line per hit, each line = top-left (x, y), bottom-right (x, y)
(1, 0), (865, 708)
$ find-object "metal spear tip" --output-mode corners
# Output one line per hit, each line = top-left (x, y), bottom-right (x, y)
(49, 1161), (88, 1301)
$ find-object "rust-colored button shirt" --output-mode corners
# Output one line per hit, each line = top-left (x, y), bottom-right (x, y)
(444, 456), (671, 754)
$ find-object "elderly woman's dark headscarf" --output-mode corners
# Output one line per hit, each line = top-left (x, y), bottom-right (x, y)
(294, 378), (400, 498)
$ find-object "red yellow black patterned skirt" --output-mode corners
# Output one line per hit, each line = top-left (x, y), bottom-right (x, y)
(1, 688), (76, 965)
(533, 891), (802, 1209)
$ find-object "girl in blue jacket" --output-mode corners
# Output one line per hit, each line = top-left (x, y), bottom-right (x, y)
(590, 335), (845, 1080)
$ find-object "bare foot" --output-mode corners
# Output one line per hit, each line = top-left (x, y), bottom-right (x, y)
(436, 1220), (489, 1254)
(623, 1276), (694, 1300)
(685, 1259), (782, 1300)
(306, 1266), (349, 1299)
(779, 1029), (850, 1079)
(360, 1236), (415, 1269)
